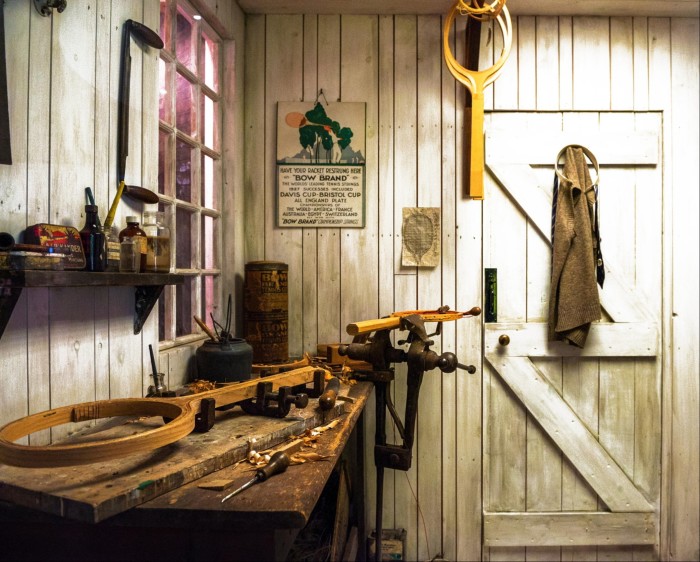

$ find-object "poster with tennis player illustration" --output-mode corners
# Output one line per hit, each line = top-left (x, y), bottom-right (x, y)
(276, 101), (366, 228)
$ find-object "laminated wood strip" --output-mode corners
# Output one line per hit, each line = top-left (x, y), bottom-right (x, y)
(0, 367), (322, 468)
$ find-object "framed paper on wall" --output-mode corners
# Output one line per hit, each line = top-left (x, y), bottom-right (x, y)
(276, 101), (366, 228)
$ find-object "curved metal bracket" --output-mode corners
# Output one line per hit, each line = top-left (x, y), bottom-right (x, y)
(33, 0), (67, 17)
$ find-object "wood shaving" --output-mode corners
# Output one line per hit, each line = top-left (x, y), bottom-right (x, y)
(186, 379), (217, 393)
(290, 451), (330, 464)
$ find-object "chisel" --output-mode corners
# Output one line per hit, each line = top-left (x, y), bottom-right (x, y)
(221, 451), (290, 503)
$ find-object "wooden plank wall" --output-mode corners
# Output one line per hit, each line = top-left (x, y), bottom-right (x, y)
(243, 12), (699, 562)
(0, 4), (696, 561)
(0, 1), (162, 442)
(0, 0), (245, 425)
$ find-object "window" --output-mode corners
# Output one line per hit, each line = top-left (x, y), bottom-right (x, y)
(158, 0), (222, 344)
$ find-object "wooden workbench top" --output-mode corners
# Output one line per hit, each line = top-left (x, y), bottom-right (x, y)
(116, 380), (372, 531)
(0, 382), (373, 525)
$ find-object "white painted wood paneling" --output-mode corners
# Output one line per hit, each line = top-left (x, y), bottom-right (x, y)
(244, 12), (698, 562)
(0, 3), (696, 561)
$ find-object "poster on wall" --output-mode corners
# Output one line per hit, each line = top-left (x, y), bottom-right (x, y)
(401, 207), (441, 267)
(276, 102), (366, 228)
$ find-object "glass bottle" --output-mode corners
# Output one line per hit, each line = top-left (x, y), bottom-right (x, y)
(119, 216), (147, 272)
(119, 237), (139, 273)
(105, 225), (121, 272)
(143, 211), (172, 273)
(79, 204), (106, 272)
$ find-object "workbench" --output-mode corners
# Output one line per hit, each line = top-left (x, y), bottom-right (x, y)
(0, 381), (373, 561)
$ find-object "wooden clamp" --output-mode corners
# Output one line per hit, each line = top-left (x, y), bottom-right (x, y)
(0, 366), (327, 468)
(346, 306), (482, 336)
(443, 0), (512, 199)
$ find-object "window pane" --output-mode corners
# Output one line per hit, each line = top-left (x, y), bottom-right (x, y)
(159, 59), (172, 124)
(176, 7), (196, 73)
(202, 94), (218, 150)
(175, 139), (194, 201)
(175, 206), (194, 269)
(201, 275), (218, 325)
(201, 32), (219, 92)
(201, 153), (219, 209)
(175, 72), (195, 136)
(158, 294), (165, 341)
(159, 0), (172, 53)
(158, 129), (171, 195)
(201, 215), (217, 270)
(159, 285), (174, 341)
(175, 276), (194, 337)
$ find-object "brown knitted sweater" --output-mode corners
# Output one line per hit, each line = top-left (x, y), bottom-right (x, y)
(548, 147), (601, 348)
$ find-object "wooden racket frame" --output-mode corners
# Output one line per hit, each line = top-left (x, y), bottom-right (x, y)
(0, 366), (324, 468)
(443, 0), (512, 199)
(456, 0), (506, 20)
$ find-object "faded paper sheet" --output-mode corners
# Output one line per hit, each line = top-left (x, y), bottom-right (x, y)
(401, 207), (440, 267)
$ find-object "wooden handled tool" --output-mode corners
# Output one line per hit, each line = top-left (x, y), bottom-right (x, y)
(443, 0), (512, 199)
(221, 451), (290, 503)
(194, 315), (218, 341)
(347, 306), (482, 336)
(0, 366), (327, 468)
(318, 376), (341, 411)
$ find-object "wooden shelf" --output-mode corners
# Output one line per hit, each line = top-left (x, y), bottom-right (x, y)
(0, 270), (185, 338)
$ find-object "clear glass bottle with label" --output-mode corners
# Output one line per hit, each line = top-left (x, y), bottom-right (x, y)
(119, 216), (147, 272)
(105, 225), (121, 272)
(119, 237), (139, 273)
(143, 211), (172, 273)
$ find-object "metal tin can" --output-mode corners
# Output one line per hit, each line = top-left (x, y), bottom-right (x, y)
(244, 261), (288, 363)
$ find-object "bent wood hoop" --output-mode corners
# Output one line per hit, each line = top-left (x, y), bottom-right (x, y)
(443, 1), (512, 199)
(0, 366), (324, 468)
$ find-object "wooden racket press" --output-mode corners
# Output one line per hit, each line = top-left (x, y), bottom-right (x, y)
(443, 0), (512, 199)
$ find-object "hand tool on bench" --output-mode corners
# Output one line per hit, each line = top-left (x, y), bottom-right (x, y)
(339, 305), (481, 562)
(104, 19), (163, 229)
(318, 376), (340, 411)
(443, 0), (512, 199)
(0, 366), (327, 468)
(220, 451), (290, 503)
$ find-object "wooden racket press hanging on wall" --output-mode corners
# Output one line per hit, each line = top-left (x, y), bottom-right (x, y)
(443, 0), (512, 199)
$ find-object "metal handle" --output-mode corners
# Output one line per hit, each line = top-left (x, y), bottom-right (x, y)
(498, 334), (510, 346)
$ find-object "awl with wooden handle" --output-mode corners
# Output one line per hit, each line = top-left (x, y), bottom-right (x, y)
(221, 451), (290, 503)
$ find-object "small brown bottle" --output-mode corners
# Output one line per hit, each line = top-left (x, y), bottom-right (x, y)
(119, 216), (147, 272)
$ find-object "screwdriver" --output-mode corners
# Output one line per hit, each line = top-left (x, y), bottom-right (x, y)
(221, 451), (291, 503)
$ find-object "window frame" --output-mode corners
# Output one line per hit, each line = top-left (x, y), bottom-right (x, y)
(158, 0), (224, 349)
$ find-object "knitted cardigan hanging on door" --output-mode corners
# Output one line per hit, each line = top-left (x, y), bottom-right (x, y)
(548, 146), (602, 348)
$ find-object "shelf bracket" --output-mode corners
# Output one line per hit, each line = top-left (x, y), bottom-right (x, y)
(0, 285), (22, 340)
(134, 285), (164, 334)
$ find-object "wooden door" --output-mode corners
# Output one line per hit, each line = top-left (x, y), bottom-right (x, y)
(481, 111), (662, 560)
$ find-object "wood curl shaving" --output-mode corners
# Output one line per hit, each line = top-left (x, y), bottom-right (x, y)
(290, 451), (330, 464)
(186, 379), (217, 393)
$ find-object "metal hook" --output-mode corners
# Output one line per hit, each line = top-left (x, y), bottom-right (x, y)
(315, 89), (329, 106)
(33, 0), (67, 17)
